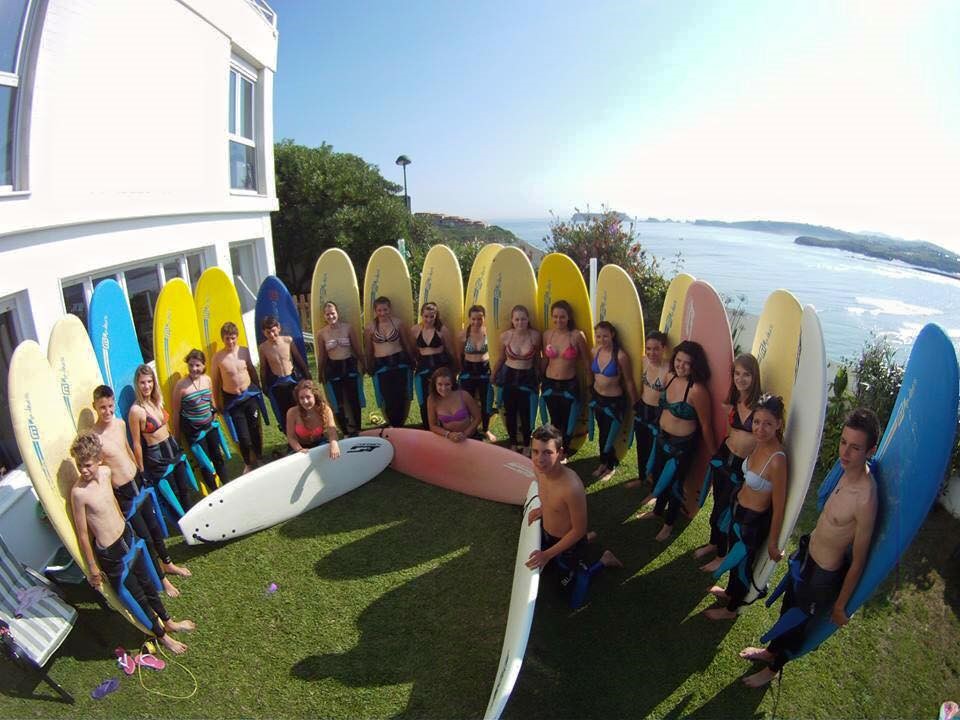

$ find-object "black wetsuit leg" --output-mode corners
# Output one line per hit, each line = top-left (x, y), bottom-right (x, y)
(595, 393), (625, 469)
(97, 528), (169, 637)
(724, 503), (772, 610)
(543, 377), (579, 449)
(224, 394), (263, 464)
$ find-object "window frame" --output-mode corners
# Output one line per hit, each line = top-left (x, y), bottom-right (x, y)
(228, 56), (261, 194)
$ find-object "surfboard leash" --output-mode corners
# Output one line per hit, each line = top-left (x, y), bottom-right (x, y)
(136, 640), (199, 700)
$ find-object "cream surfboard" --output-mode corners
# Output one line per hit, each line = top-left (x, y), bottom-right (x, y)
(47, 315), (104, 434)
(311, 248), (361, 363)
(484, 480), (541, 720)
(537, 253), (594, 454)
(178, 436), (393, 545)
(659, 273), (695, 352)
(751, 289), (803, 421)
(483, 246), (539, 370)
(8, 341), (149, 632)
(363, 245), (415, 326)
(419, 244), (464, 331)
(743, 305), (827, 605)
(595, 264), (645, 460)
(465, 243), (503, 318)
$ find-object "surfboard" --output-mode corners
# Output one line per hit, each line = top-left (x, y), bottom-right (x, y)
(194, 266), (250, 366)
(177, 436), (393, 545)
(47, 315), (104, 434)
(659, 273), (695, 351)
(680, 280), (734, 515)
(153, 278), (204, 416)
(8, 341), (149, 632)
(88, 279), (144, 435)
(484, 480), (540, 720)
(311, 248), (361, 363)
(751, 289), (802, 419)
(537, 253), (594, 454)
(419, 244), (464, 332)
(766, 322), (958, 658)
(363, 245), (415, 326)
(595, 264), (645, 460)
(465, 243), (503, 316)
(255, 275), (308, 365)
(483, 245), (539, 372)
(743, 304), (827, 606)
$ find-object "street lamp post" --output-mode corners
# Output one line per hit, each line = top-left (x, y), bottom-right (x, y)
(395, 154), (411, 212)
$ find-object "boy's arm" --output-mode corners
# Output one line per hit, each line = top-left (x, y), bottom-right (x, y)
(526, 486), (587, 568)
(831, 487), (878, 626)
(258, 345), (269, 391)
(70, 490), (102, 589)
(245, 349), (261, 389)
(290, 338), (311, 379)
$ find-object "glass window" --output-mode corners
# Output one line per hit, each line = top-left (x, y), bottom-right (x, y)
(228, 62), (258, 191)
(0, 86), (12, 187)
(1, 0), (29, 73)
(62, 282), (88, 327)
(229, 141), (256, 191)
(230, 243), (258, 313)
(187, 253), (204, 287)
(0, 305), (23, 468)
(228, 69), (237, 134)
(240, 76), (253, 140)
(163, 260), (181, 283)
(124, 265), (161, 362)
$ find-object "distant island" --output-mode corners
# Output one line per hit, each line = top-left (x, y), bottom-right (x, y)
(693, 219), (960, 278)
(572, 211), (631, 223)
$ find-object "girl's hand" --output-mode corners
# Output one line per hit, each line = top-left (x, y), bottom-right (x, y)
(329, 441), (341, 460)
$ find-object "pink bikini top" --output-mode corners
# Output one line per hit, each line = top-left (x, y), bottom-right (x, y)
(437, 393), (471, 426)
(544, 344), (577, 360)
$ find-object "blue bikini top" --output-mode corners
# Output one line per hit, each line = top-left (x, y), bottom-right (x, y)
(591, 350), (618, 378)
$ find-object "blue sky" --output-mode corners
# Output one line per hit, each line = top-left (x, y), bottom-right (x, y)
(271, 1), (959, 249)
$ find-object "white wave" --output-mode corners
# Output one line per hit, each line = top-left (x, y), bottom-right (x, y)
(851, 296), (942, 317)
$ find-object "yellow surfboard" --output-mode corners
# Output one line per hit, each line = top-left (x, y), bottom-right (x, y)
(751, 289), (803, 420)
(8, 341), (149, 633)
(363, 245), (415, 327)
(483, 245), (539, 371)
(596, 264), (645, 459)
(659, 272), (695, 351)
(311, 248), (361, 362)
(464, 243), (503, 317)
(194, 267), (249, 362)
(537, 253), (594, 453)
(419, 244), (464, 331)
(154, 278), (205, 414)
(48, 315), (104, 434)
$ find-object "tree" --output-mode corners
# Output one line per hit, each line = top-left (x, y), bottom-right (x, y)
(545, 209), (670, 329)
(271, 140), (409, 293)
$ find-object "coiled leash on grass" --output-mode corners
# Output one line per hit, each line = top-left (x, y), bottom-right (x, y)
(136, 640), (199, 700)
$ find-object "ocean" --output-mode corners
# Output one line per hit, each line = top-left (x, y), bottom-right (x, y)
(494, 218), (960, 362)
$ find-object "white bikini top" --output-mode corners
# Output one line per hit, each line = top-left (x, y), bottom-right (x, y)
(742, 451), (785, 493)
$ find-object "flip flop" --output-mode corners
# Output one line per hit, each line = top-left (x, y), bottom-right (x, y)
(90, 677), (120, 700)
(135, 653), (166, 671)
(114, 647), (135, 676)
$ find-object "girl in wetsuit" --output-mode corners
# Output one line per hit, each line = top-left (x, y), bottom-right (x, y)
(427, 367), (482, 442)
(364, 296), (415, 427)
(129, 365), (195, 514)
(589, 321), (639, 481)
(457, 304), (497, 441)
(540, 300), (589, 453)
(704, 394), (787, 620)
(285, 379), (341, 457)
(627, 330), (670, 490)
(410, 302), (456, 430)
(492, 305), (541, 454)
(695, 353), (762, 572)
(318, 301), (365, 437)
(637, 340), (715, 541)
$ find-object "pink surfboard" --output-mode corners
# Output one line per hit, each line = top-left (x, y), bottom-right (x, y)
(360, 427), (534, 505)
(680, 280), (734, 517)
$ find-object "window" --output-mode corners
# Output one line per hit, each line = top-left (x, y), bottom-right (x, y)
(125, 265), (161, 362)
(162, 260), (182, 284)
(229, 242), (259, 312)
(1, 0), (31, 189)
(0, 297), (25, 469)
(228, 62), (258, 191)
(187, 253), (203, 287)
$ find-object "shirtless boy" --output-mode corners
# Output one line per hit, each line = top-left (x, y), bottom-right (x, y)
(92, 386), (189, 597)
(525, 424), (621, 608)
(738, 408), (879, 687)
(69, 432), (195, 654)
(212, 321), (264, 472)
(258, 315), (311, 433)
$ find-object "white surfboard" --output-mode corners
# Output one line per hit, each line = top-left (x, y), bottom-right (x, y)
(484, 480), (540, 720)
(177, 437), (393, 545)
(743, 305), (827, 605)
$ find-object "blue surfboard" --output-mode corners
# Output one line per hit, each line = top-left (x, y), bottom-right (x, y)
(255, 276), (308, 429)
(764, 323), (958, 660)
(88, 279), (144, 435)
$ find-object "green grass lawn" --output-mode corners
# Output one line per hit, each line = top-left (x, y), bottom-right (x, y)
(3, 376), (959, 718)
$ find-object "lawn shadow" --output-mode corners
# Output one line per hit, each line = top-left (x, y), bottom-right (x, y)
(686, 675), (768, 719)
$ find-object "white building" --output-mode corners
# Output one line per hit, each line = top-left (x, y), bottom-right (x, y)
(0, 0), (280, 565)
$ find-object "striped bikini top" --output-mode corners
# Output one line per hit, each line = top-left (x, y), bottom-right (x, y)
(180, 388), (214, 425)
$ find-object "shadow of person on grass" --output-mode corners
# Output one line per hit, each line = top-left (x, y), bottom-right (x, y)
(686, 676), (767, 719)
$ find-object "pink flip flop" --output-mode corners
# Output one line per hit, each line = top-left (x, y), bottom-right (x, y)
(114, 647), (135, 676)
(134, 653), (166, 671)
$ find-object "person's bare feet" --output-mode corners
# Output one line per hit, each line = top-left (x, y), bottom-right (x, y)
(739, 647), (775, 663)
(591, 465), (606, 478)
(624, 478), (644, 489)
(600, 550), (623, 568)
(598, 468), (616, 482)
(693, 544), (716, 560)
(162, 561), (191, 577)
(635, 510), (657, 521)
(704, 607), (738, 621)
(707, 584), (729, 600)
(159, 633), (188, 654)
(700, 556), (724, 573)
(161, 577), (180, 598)
(242, 464), (253, 475)
(743, 667), (777, 688)
(586, 531), (598, 543)
(165, 618), (196, 633)
(655, 524), (673, 542)
(484, 430), (497, 442)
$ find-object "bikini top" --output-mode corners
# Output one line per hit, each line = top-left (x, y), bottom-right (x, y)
(294, 420), (326, 445)
(591, 351), (618, 378)
(463, 331), (488, 354)
(325, 336), (352, 350)
(437, 392), (471, 426)
(416, 328), (443, 349)
(743, 451), (785, 493)
(643, 367), (665, 391)
(730, 406), (754, 432)
(142, 406), (168, 434)
(660, 377), (697, 421)
(544, 332), (578, 360)
(373, 319), (400, 344)
(505, 334), (536, 361)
